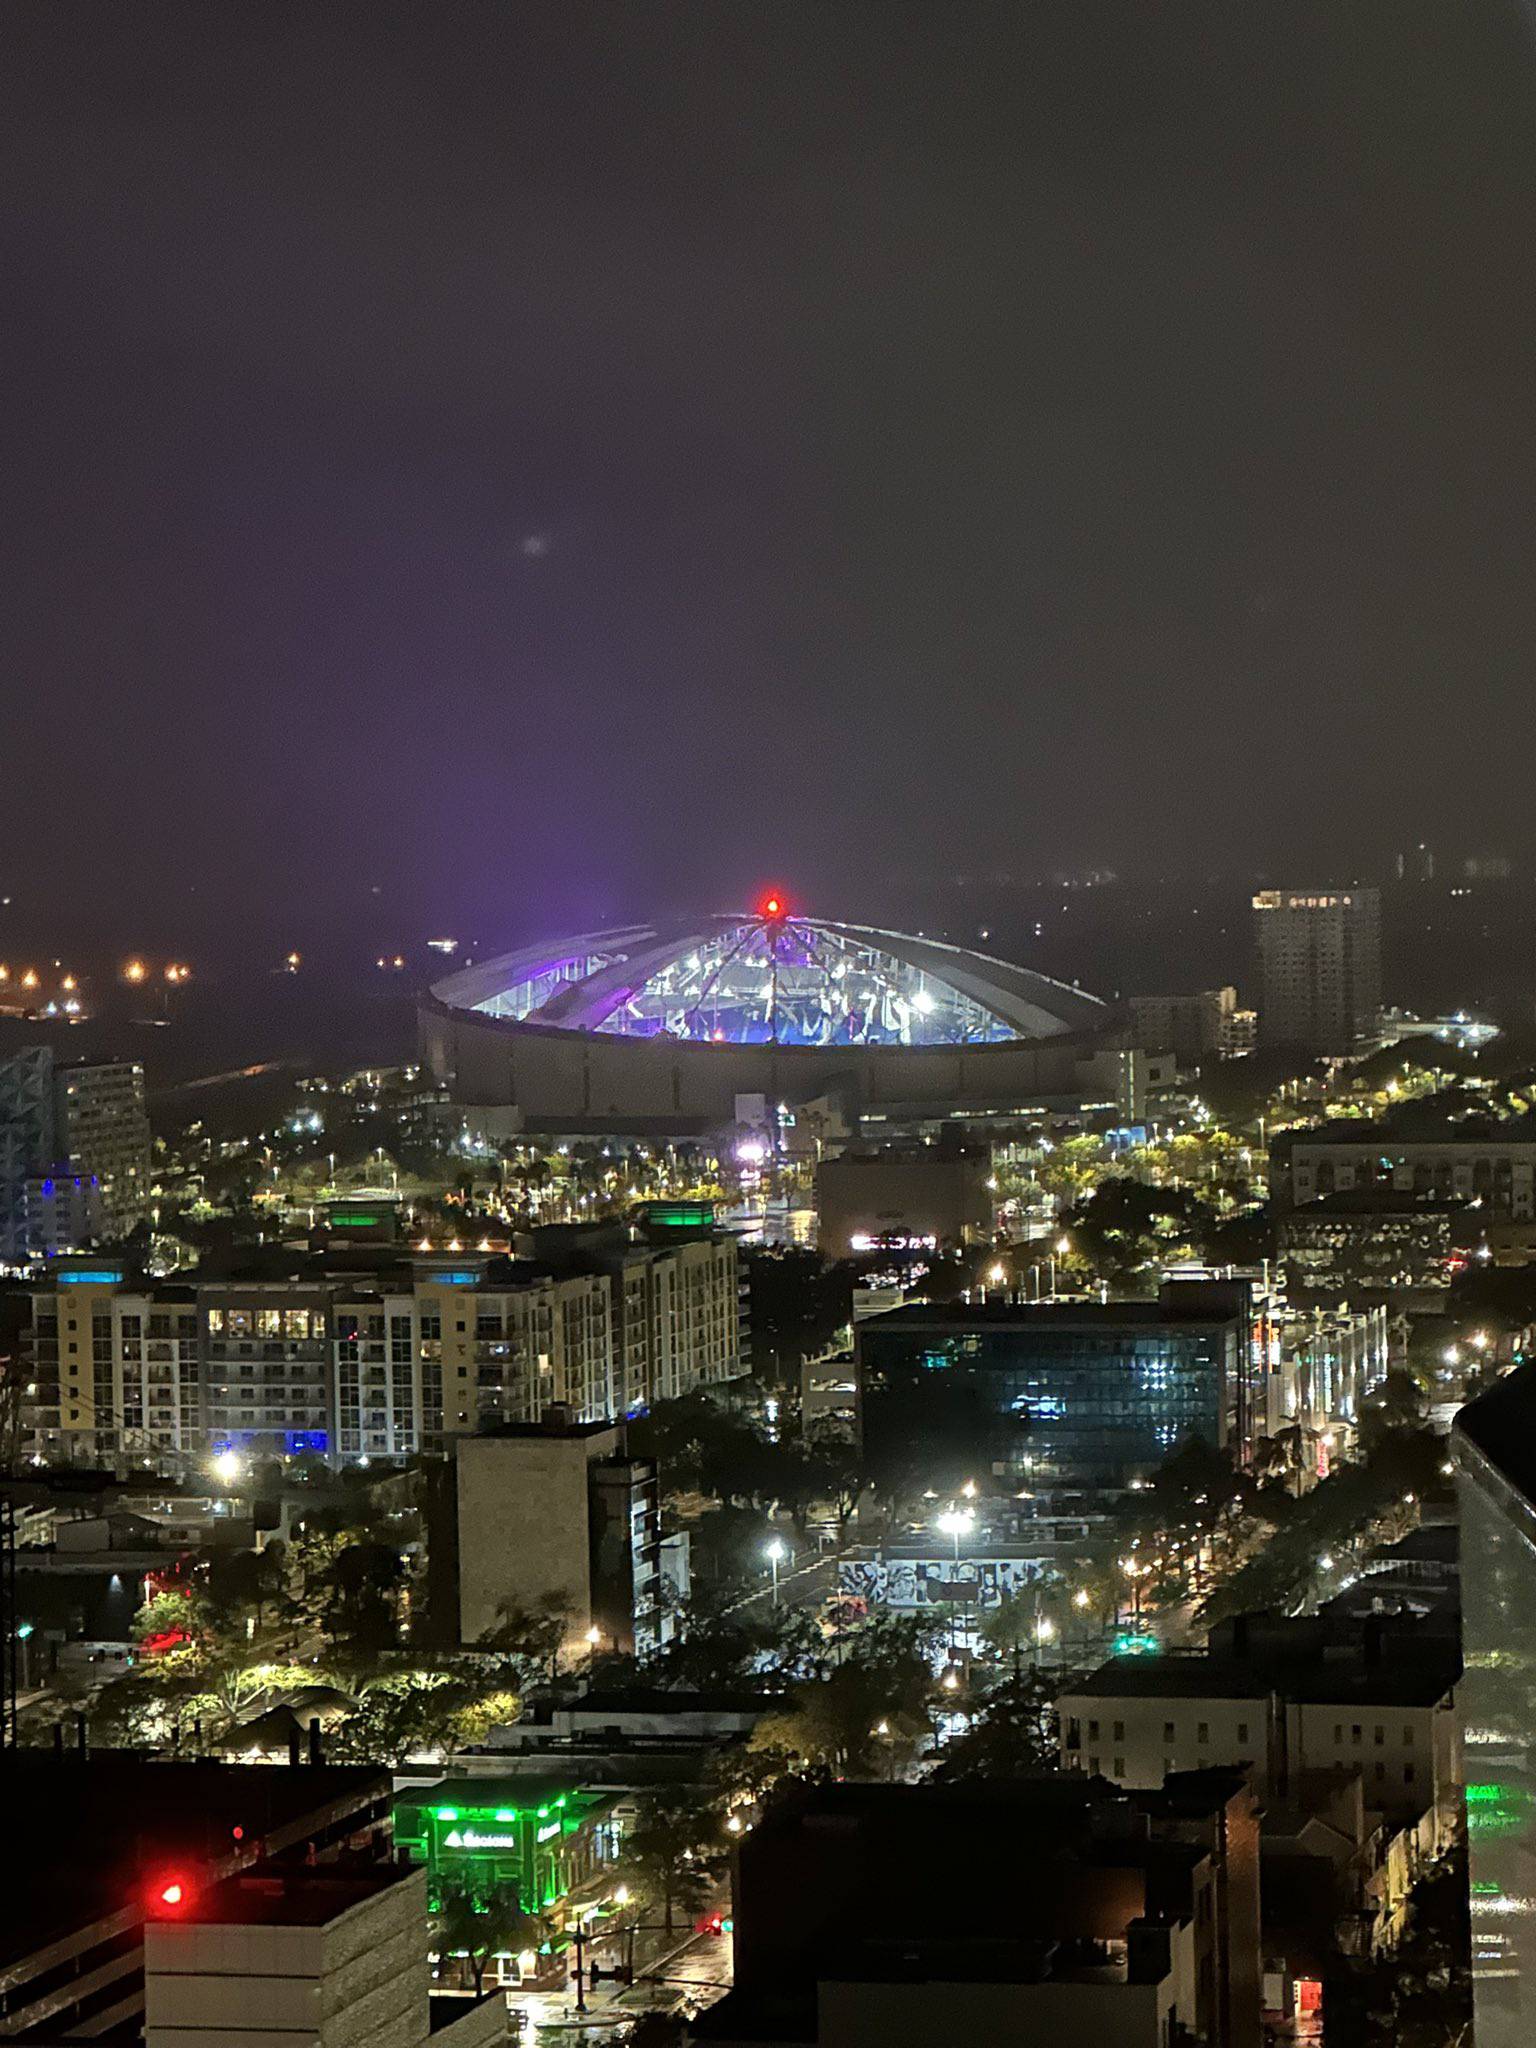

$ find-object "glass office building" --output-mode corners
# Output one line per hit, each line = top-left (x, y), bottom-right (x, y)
(857, 1288), (1246, 1488)
(1454, 1366), (1536, 2048)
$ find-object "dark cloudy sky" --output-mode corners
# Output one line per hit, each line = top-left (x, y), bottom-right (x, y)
(5, 1), (1536, 947)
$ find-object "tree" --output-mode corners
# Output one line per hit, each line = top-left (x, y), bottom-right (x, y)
(976, 1587), (1057, 1669)
(201, 1542), (287, 1639)
(1357, 1370), (1427, 1455)
(132, 1587), (200, 1653)
(749, 1616), (938, 1779)
(320, 1539), (405, 1651)
(928, 1670), (1058, 1781)
(618, 1788), (724, 1933)
(745, 1248), (854, 1384)
(478, 1595), (568, 1680)
(806, 1422), (864, 1537)
(432, 1879), (544, 1997)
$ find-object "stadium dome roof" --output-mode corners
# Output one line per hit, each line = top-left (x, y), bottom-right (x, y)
(431, 908), (1105, 1048)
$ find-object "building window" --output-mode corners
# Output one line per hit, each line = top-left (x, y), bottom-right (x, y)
(1088, 1756), (1100, 1775)
(1351, 1725), (1362, 1745)
(1404, 1764), (1416, 1785)
(1088, 1720), (1099, 1741)
(1236, 1722), (1249, 1743)
(1113, 1720), (1125, 1742)
(1163, 1721), (1176, 1743)
(1403, 1726), (1415, 1745)
(1113, 1757), (1125, 1778)
(1197, 1723), (1209, 1745)
(1374, 1726), (1385, 1746)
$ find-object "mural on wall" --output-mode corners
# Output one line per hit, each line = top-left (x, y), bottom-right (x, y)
(838, 1554), (1045, 1610)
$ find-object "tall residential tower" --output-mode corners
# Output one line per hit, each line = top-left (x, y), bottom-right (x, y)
(1251, 887), (1381, 1054)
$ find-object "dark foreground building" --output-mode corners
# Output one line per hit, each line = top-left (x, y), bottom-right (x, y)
(692, 1772), (1261, 2048)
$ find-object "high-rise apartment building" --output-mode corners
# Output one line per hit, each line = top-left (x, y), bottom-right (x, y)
(0, 1045), (57, 1262)
(1251, 888), (1381, 1054)
(55, 1058), (152, 1237)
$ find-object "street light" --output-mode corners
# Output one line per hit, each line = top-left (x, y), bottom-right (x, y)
(765, 1537), (787, 1606)
(212, 1449), (242, 1486)
(936, 1507), (976, 1563)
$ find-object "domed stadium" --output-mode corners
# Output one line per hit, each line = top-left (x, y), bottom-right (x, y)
(420, 901), (1129, 1137)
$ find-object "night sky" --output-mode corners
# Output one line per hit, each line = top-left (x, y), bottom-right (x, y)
(5, 2), (1536, 956)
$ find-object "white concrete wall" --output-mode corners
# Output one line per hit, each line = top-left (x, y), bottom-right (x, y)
(144, 1868), (430, 2048)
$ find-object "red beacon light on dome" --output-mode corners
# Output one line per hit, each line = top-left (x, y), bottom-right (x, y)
(758, 890), (789, 921)
(150, 1875), (193, 1914)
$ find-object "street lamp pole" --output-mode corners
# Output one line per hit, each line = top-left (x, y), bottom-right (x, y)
(766, 1537), (787, 1607)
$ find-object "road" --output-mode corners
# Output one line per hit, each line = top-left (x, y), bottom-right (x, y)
(501, 1925), (734, 2041)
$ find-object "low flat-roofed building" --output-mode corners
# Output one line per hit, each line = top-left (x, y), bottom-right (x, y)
(1278, 1191), (1470, 1309)
(1058, 1612), (1461, 1838)
(1273, 1115), (1536, 1220)
(394, 1774), (622, 1924)
(0, 1754), (393, 2042)
(814, 1142), (993, 1256)
(143, 1860), (504, 2048)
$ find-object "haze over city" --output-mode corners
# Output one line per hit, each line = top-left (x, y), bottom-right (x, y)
(6, 9), (1536, 2048)
(6, 2), (1536, 961)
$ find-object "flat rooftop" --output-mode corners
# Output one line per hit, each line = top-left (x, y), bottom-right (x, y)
(1067, 1646), (1459, 1708)
(0, 1755), (391, 1959)
(398, 1774), (617, 1815)
(860, 1300), (1242, 1332)
(158, 1862), (417, 1928)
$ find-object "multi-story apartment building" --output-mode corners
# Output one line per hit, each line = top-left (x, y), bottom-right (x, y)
(1252, 887), (1381, 1054)
(55, 1059), (152, 1238)
(22, 1232), (741, 1468)
(1127, 986), (1247, 1065)
(1274, 1116), (1536, 1221)
(25, 1258), (203, 1464)
(531, 1222), (743, 1414)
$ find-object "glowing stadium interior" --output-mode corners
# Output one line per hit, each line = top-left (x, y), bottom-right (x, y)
(437, 912), (1107, 1046)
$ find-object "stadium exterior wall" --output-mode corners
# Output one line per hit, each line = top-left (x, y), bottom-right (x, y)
(418, 997), (1144, 1136)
